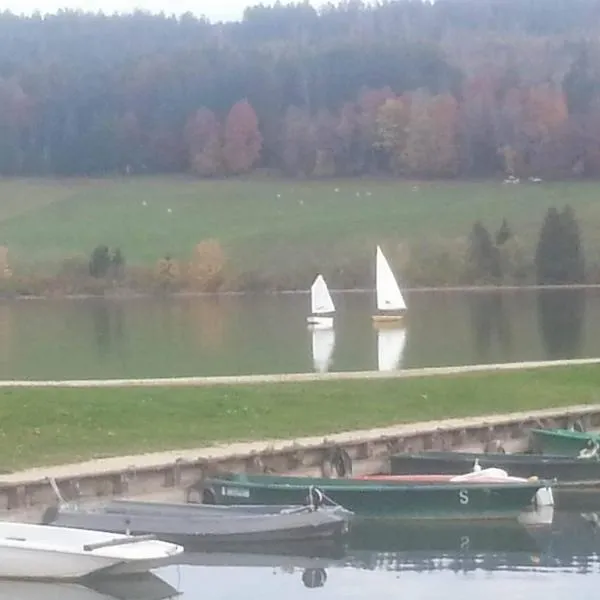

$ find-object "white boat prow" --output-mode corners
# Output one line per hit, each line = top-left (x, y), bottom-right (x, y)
(0, 522), (182, 581)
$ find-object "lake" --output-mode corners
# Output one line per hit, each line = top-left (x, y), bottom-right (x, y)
(153, 507), (600, 599)
(8, 508), (595, 599)
(0, 287), (595, 380)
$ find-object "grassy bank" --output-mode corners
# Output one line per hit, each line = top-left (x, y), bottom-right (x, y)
(0, 176), (600, 293)
(1, 365), (599, 471)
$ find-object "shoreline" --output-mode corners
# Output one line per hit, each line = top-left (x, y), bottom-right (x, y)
(0, 401), (597, 511)
(0, 283), (598, 303)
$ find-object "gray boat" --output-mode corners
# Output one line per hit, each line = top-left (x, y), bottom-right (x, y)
(42, 499), (353, 544)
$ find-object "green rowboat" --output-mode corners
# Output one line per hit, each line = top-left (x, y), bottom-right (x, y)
(529, 428), (600, 457)
(193, 473), (547, 519)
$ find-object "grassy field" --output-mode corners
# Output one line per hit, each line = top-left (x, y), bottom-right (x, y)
(1, 364), (599, 471)
(0, 176), (599, 288)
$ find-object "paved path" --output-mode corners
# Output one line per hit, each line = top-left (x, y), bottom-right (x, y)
(0, 357), (599, 388)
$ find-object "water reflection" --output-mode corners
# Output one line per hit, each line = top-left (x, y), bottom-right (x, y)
(187, 296), (227, 350)
(309, 326), (335, 373)
(0, 571), (178, 600)
(3, 288), (600, 379)
(468, 292), (512, 362)
(11, 510), (600, 599)
(149, 509), (600, 598)
(0, 303), (10, 363)
(376, 326), (407, 371)
(91, 300), (125, 360)
(537, 289), (586, 359)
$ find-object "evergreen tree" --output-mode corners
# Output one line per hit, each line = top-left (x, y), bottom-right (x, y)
(466, 221), (502, 283)
(495, 218), (512, 246)
(535, 206), (585, 284)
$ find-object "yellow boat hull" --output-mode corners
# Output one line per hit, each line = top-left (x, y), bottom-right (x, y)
(371, 314), (406, 327)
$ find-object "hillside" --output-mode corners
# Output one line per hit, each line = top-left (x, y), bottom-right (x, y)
(0, 2), (598, 180)
(0, 177), (597, 290)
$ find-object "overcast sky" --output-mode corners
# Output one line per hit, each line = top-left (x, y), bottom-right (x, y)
(0, 0), (321, 23)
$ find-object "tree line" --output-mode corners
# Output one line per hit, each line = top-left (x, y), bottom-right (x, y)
(1, 1), (600, 177)
(468, 206), (586, 286)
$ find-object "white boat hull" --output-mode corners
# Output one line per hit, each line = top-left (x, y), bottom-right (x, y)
(307, 316), (334, 329)
(0, 522), (182, 581)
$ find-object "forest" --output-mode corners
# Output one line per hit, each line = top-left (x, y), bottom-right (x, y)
(0, 0), (599, 178)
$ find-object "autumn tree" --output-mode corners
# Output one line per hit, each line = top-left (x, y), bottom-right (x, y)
(403, 91), (439, 177)
(376, 96), (410, 174)
(185, 107), (222, 177)
(281, 106), (317, 177)
(223, 100), (263, 175)
(459, 72), (502, 175)
(429, 94), (460, 177)
(357, 87), (395, 171)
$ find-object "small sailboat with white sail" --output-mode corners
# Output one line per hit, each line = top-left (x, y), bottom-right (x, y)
(372, 245), (407, 325)
(377, 327), (407, 371)
(311, 327), (335, 373)
(307, 274), (335, 329)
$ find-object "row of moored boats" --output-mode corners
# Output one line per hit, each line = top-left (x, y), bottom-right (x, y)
(0, 424), (595, 582)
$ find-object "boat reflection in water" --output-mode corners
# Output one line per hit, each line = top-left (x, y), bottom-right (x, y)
(0, 571), (180, 600)
(169, 507), (564, 588)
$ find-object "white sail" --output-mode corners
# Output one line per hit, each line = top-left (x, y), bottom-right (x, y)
(312, 327), (335, 373)
(310, 274), (335, 315)
(377, 327), (407, 371)
(376, 246), (406, 312)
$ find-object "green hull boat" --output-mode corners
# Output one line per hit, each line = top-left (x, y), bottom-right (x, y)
(529, 428), (600, 457)
(194, 473), (546, 519)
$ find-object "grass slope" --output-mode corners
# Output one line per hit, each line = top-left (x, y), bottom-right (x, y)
(0, 177), (599, 270)
(1, 364), (598, 471)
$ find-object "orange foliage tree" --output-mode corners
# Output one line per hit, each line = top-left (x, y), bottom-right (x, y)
(222, 100), (263, 174)
(184, 107), (222, 177)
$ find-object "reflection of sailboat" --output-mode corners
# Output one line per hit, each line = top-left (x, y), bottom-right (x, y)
(377, 327), (407, 371)
(311, 327), (335, 373)
(307, 274), (335, 329)
(372, 246), (406, 325)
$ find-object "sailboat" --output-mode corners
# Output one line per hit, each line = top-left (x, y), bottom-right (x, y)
(372, 245), (407, 325)
(307, 274), (335, 329)
(311, 327), (335, 373)
(377, 327), (407, 371)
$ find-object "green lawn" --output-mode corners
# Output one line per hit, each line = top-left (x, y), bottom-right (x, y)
(1, 364), (598, 471)
(0, 176), (599, 275)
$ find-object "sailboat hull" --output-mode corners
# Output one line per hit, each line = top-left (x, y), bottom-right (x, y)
(307, 316), (334, 329)
(371, 314), (405, 326)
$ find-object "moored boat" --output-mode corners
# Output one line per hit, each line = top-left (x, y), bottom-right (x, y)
(192, 472), (548, 519)
(43, 499), (352, 544)
(359, 467), (554, 507)
(529, 428), (600, 457)
(0, 521), (182, 581)
(389, 450), (600, 483)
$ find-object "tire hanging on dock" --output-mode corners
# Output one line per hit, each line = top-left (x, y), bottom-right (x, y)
(320, 446), (352, 478)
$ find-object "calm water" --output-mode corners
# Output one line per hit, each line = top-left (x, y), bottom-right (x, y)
(0, 287), (594, 380)
(6, 509), (599, 599)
